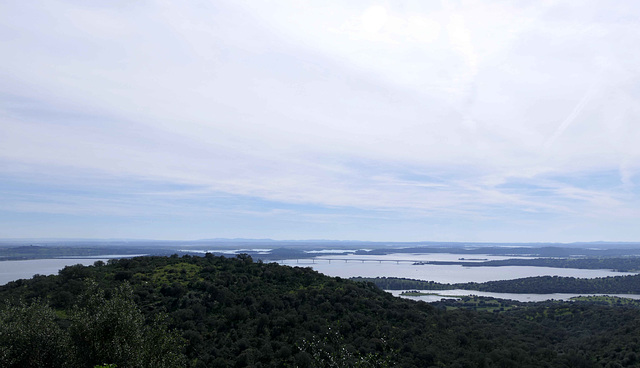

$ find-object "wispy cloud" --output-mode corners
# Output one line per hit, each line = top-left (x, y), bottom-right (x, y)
(1, 0), (639, 241)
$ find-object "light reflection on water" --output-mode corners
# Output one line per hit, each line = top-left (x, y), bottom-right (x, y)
(277, 253), (637, 284)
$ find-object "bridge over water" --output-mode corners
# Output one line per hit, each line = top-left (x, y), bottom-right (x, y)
(277, 258), (419, 265)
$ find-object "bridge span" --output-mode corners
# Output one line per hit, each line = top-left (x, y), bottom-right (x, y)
(277, 258), (418, 265)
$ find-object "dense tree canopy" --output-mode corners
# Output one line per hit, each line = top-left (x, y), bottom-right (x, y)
(2, 254), (640, 367)
(0, 282), (184, 368)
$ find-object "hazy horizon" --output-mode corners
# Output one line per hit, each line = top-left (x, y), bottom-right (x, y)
(2, 237), (639, 246)
(2, 1), (639, 242)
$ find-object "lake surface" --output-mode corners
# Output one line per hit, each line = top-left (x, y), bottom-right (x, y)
(386, 290), (640, 303)
(274, 252), (640, 302)
(278, 253), (636, 284)
(2, 252), (639, 304)
(0, 258), (107, 285)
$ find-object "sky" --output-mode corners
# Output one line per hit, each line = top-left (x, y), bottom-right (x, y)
(1, 0), (640, 242)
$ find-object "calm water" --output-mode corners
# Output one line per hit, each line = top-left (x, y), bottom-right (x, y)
(3, 253), (639, 303)
(386, 290), (640, 303)
(276, 253), (640, 302)
(0, 258), (107, 285)
(278, 253), (637, 284)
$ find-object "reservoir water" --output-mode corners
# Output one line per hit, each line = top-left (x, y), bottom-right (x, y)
(0, 258), (107, 285)
(277, 253), (640, 302)
(277, 253), (637, 284)
(2, 252), (639, 302)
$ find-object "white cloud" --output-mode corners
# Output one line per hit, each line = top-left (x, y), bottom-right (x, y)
(1, 0), (640, 240)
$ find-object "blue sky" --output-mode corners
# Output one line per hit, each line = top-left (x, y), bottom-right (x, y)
(1, 0), (640, 242)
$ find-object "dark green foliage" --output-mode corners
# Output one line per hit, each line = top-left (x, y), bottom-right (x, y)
(0, 281), (184, 368)
(298, 329), (393, 367)
(3, 254), (640, 367)
(353, 277), (455, 291)
(0, 301), (70, 368)
(69, 281), (185, 368)
(357, 274), (640, 294)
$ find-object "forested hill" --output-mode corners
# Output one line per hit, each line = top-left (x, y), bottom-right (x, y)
(356, 274), (640, 294)
(2, 255), (640, 367)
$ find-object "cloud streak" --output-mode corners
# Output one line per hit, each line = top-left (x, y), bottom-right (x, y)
(544, 81), (598, 151)
(1, 0), (639, 241)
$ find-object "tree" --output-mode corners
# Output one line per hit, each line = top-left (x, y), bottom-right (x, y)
(68, 281), (186, 368)
(0, 301), (70, 368)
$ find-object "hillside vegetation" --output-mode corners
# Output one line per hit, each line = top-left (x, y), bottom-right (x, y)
(357, 274), (640, 294)
(2, 254), (640, 367)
